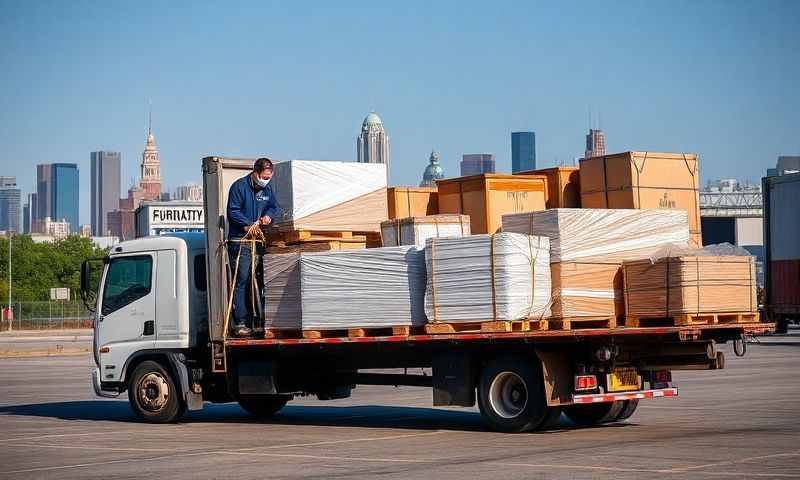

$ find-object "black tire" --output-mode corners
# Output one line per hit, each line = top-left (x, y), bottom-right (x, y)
(128, 360), (185, 423)
(775, 319), (789, 334)
(477, 356), (548, 433)
(564, 401), (624, 426)
(237, 394), (290, 418)
(538, 407), (563, 431)
(615, 399), (639, 421)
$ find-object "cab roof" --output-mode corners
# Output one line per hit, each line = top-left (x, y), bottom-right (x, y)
(109, 232), (206, 256)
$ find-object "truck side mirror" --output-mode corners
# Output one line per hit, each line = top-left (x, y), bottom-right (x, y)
(80, 258), (104, 313)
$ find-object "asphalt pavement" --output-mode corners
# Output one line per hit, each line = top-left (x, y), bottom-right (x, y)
(0, 329), (797, 479)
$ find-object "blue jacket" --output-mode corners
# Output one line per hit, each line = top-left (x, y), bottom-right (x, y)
(226, 174), (280, 239)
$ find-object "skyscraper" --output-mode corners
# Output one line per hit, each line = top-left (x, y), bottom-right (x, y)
(140, 108), (162, 200)
(174, 183), (203, 202)
(460, 154), (496, 176)
(22, 193), (37, 234)
(36, 164), (52, 221)
(585, 129), (606, 159)
(420, 150), (445, 187)
(511, 132), (536, 173)
(357, 111), (390, 171)
(0, 177), (21, 232)
(91, 151), (121, 236)
(51, 163), (79, 233)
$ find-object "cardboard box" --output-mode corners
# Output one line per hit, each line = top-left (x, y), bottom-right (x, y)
(516, 167), (580, 208)
(381, 214), (470, 248)
(580, 152), (702, 246)
(387, 187), (438, 219)
(437, 174), (547, 234)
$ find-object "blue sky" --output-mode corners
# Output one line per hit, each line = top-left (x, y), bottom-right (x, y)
(1, 1), (798, 225)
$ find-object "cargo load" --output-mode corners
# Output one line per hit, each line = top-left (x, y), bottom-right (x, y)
(579, 152), (702, 246)
(387, 186), (439, 219)
(270, 160), (389, 233)
(263, 246), (426, 330)
(502, 209), (690, 319)
(437, 174), (547, 234)
(424, 233), (551, 323)
(381, 214), (470, 248)
(623, 246), (757, 322)
(515, 166), (581, 209)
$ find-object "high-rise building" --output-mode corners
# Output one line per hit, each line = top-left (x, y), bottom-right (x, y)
(0, 177), (21, 232)
(356, 112), (390, 173)
(460, 154), (496, 176)
(36, 164), (52, 220)
(140, 108), (162, 200)
(777, 156), (800, 176)
(174, 183), (203, 202)
(22, 193), (37, 234)
(511, 132), (536, 173)
(32, 217), (70, 239)
(80, 224), (92, 237)
(420, 150), (445, 187)
(91, 151), (121, 236)
(585, 129), (606, 159)
(51, 163), (79, 233)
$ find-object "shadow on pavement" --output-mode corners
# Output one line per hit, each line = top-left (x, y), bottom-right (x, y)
(0, 400), (616, 433)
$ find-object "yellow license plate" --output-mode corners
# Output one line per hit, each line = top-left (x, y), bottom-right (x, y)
(607, 367), (641, 392)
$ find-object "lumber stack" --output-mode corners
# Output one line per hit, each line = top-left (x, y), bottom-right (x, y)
(381, 214), (470, 248)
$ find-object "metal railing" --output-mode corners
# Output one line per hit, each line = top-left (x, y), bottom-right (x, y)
(2, 301), (94, 331)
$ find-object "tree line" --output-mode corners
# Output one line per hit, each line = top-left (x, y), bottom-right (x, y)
(0, 235), (108, 302)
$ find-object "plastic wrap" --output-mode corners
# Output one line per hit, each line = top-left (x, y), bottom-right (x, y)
(264, 246), (426, 330)
(647, 242), (753, 263)
(271, 160), (388, 232)
(381, 214), (470, 248)
(425, 233), (551, 323)
(502, 208), (690, 262)
(550, 262), (625, 318)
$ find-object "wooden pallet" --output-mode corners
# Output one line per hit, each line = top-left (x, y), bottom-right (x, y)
(265, 239), (367, 254)
(548, 316), (617, 331)
(625, 311), (759, 328)
(424, 319), (549, 335)
(264, 326), (419, 339)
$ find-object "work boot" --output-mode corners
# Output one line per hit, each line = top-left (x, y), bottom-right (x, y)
(232, 325), (252, 337)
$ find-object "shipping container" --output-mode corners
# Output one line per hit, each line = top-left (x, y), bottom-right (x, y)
(387, 187), (438, 219)
(514, 166), (581, 208)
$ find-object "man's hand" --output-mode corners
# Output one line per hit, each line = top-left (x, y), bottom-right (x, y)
(259, 215), (272, 226)
(246, 223), (260, 236)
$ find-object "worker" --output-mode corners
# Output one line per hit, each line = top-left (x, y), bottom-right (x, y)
(226, 157), (280, 337)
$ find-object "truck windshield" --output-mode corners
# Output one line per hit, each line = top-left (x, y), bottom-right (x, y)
(102, 256), (153, 316)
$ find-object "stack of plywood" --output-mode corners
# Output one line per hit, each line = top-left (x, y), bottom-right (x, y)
(263, 246), (427, 333)
(381, 214), (470, 248)
(502, 209), (690, 322)
(387, 187), (439, 219)
(437, 174), (547, 234)
(515, 166), (581, 209)
(622, 255), (757, 321)
(579, 152), (702, 247)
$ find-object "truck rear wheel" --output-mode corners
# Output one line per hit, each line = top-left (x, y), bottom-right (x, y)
(128, 360), (185, 423)
(237, 394), (290, 418)
(615, 399), (639, 421)
(564, 401), (624, 427)
(477, 356), (548, 433)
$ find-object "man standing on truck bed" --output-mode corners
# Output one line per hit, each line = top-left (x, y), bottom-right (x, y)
(226, 157), (279, 337)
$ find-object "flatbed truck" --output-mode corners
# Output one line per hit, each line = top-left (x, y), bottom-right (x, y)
(79, 157), (773, 432)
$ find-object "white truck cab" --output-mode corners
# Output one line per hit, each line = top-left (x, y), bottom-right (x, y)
(87, 233), (208, 421)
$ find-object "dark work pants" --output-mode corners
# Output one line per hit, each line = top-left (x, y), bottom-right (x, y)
(228, 241), (263, 328)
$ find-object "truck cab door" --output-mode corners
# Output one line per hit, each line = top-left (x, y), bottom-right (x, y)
(96, 253), (157, 384)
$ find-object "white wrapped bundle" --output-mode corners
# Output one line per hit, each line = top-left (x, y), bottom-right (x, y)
(271, 160), (388, 232)
(264, 246), (426, 330)
(381, 214), (470, 248)
(425, 233), (551, 323)
(502, 208), (690, 262)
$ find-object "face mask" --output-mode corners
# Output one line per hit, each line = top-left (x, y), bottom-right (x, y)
(255, 176), (270, 188)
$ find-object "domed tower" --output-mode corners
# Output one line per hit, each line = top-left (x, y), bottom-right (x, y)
(420, 150), (444, 187)
(139, 104), (161, 200)
(356, 111), (390, 173)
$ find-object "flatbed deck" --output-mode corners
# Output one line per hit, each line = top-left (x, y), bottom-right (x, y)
(226, 322), (773, 347)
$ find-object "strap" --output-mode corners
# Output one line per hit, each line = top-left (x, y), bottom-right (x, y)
(525, 235), (538, 319)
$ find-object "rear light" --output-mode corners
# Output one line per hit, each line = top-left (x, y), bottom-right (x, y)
(99, 346), (110, 353)
(574, 374), (598, 391)
(653, 370), (672, 383)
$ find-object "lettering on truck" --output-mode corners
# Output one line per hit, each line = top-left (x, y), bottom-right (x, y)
(151, 209), (204, 223)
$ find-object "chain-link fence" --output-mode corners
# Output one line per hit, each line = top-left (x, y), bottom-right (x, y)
(2, 301), (94, 331)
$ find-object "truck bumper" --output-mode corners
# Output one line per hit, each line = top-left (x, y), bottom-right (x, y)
(572, 387), (678, 404)
(92, 367), (120, 398)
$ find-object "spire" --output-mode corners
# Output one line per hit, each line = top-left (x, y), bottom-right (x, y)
(148, 99), (152, 136)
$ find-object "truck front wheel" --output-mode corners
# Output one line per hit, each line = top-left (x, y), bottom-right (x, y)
(477, 356), (550, 433)
(128, 360), (185, 423)
(564, 401), (624, 426)
(237, 394), (291, 418)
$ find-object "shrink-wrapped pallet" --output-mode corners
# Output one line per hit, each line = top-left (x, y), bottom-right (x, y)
(381, 214), (470, 248)
(502, 209), (690, 319)
(623, 245), (757, 317)
(424, 233), (551, 323)
(264, 246), (426, 330)
(271, 160), (389, 232)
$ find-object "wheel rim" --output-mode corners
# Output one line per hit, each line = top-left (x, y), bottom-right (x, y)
(137, 372), (169, 412)
(488, 371), (528, 419)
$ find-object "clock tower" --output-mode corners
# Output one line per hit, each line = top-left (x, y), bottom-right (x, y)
(139, 105), (162, 200)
